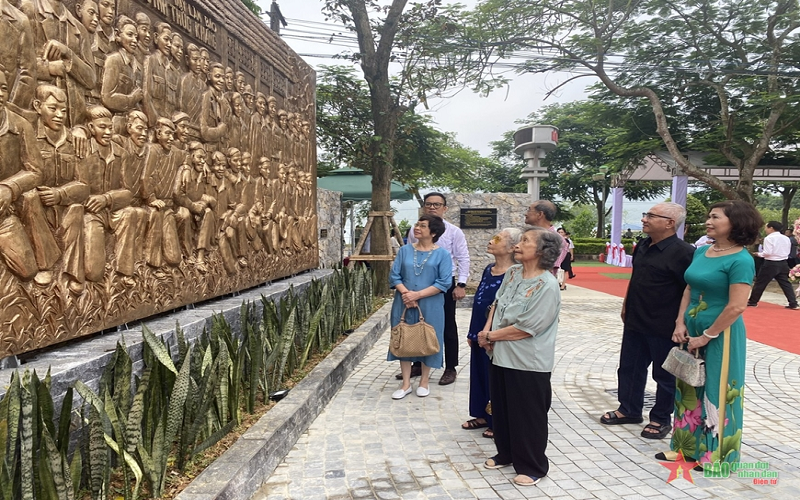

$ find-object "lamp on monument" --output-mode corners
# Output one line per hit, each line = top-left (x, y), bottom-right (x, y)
(513, 124), (559, 199)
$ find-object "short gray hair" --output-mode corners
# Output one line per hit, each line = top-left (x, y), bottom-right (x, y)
(655, 202), (687, 227)
(500, 227), (523, 248)
(531, 229), (563, 270)
(500, 227), (523, 263)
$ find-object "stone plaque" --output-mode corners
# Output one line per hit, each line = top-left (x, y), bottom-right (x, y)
(460, 208), (498, 229)
(0, 0), (317, 357)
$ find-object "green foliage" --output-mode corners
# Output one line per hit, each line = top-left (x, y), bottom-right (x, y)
(239, 0), (260, 15)
(417, 0), (800, 202)
(572, 239), (634, 256)
(566, 206), (598, 238)
(316, 65), (515, 196)
(0, 268), (375, 499)
(0, 370), (79, 500)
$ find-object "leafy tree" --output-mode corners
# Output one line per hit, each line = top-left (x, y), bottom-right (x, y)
(520, 100), (666, 238)
(566, 205), (597, 238)
(417, 0), (800, 204)
(320, 0), (475, 291)
(240, 0), (261, 15)
(316, 65), (513, 200)
(757, 182), (800, 228)
(683, 195), (709, 243)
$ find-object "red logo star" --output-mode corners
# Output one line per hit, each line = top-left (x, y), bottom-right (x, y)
(660, 450), (697, 483)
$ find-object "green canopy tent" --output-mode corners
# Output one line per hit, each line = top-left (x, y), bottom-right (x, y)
(317, 167), (414, 260)
(317, 167), (413, 202)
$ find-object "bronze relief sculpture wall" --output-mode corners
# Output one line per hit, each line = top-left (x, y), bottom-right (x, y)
(0, 0), (318, 357)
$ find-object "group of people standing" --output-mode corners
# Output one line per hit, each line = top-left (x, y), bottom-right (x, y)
(388, 196), (568, 486)
(387, 194), (777, 486)
(603, 200), (765, 471)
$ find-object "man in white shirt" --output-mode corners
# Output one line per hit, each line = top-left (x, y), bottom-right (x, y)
(748, 221), (798, 310)
(400, 192), (470, 385)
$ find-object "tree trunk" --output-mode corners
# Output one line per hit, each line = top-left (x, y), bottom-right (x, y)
(781, 186), (798, 230)
(343, 0), (409, 295)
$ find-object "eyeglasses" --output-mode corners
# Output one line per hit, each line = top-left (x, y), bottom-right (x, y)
(424, 202), (444, 208)
(490, 235), (502, 244)
(414, 222), (429, 228)
(642, 212), (673, 221)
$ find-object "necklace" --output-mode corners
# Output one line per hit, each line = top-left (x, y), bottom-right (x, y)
(712, 243), (739, 252)
(413, 245), (433, 276)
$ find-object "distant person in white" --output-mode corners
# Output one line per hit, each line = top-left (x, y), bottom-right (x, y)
(747, 221), (798, 310)
(694, 234), (714, 247)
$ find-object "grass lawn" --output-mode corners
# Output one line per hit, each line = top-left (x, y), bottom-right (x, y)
(600, 273), (633, 280)
(572, 261), (624, 268)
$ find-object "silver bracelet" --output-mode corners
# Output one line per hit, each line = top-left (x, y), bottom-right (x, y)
(702, 329), (719, 339)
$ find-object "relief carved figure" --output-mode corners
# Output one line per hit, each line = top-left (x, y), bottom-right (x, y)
(199, 62), (229, 151)
(142, 117), (182, 270)
(177, 43), (205, 138)
(0, 68), (43, 282)
(21, 0), (96, 126)
(242, 84), (254, 116)
(75, 0), (100, 105)
(80, 105), (139, 285)
(248, 91), (267, 162)
(142, 22), (178, 127)
(170, 32), (184, 72)
(173, 141), (215, 273)
(0, 0), (36, 113)
(208, 149), (237, 274)
(23, 84), (89, 293)
(133, 11), (151, 65)
(0, 0), (319, 357)
(223, 147), (249, 266)
(171, 111), (190, 153)
(101, 15), (143, 133)
(199, 47), (209, 77)
(227, 91), (247, 151)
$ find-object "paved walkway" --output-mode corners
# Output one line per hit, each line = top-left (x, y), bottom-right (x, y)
(253, 286), (800, 499)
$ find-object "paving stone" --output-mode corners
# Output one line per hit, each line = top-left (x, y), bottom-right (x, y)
(250, 289), (800, 500)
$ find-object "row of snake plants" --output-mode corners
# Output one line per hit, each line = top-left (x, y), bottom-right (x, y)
(0, 266), (373, 499)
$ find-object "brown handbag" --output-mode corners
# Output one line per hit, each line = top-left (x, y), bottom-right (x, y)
(390, 306), (440, 358)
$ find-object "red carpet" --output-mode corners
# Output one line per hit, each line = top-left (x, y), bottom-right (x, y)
(571, 265), (800, 355)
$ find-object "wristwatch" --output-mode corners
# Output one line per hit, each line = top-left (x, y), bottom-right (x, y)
(457, 282), (466, 288)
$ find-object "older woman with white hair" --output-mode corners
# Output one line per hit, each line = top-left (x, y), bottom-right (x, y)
(477, 227), (563, 487)
(461, 228), (523, 439)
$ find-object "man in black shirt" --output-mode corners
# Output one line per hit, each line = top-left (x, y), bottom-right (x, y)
(600, 202), (694, 439)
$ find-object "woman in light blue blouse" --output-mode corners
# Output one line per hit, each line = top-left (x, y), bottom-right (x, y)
(388, 214), (453, 399)
(477, 228), (563, 487)
(461, 228), (522, 439)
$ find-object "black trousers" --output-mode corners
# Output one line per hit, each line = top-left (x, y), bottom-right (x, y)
(749, 259), (798, 307)
(442, 279), (458, 370)
(617, 329), (676, 425)
(560, 257), (574, 278)
(490, 363), (551, 478)
(413, 278), (459, 371)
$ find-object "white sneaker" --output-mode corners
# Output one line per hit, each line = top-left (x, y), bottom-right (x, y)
(416, 386), (430, 397)
(392, 387), (413, 400)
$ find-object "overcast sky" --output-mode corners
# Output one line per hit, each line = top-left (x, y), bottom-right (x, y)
(256, 0), (591, 156)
